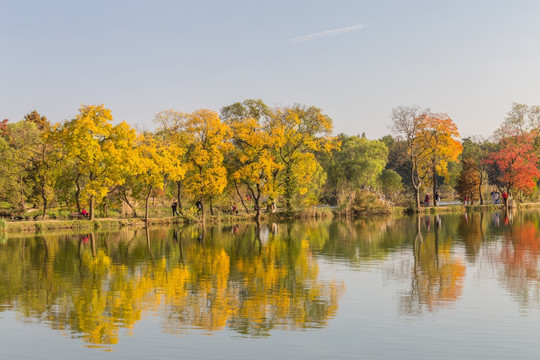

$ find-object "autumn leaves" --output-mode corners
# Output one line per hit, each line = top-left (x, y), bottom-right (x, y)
(41, 101), (336, 220)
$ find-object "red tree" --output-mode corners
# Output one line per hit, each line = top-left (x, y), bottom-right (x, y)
(488, 133), (540, 202)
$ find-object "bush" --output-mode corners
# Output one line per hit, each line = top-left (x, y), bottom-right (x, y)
(183, 207), (199, 223)
(46, 208), (72, 219)
(351, 190), (392, 215)
(300, 206), (334, 219)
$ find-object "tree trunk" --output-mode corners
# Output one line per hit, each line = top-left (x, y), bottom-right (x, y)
(234, 181), (249, 214)
(89, 196), (95, 221)
(42, 196), (47, 220)
(209, 197), (214, 216)
(200, 198), (205, 221)
(119, 188), (138, 217)
(284, 162), (294, 214)
(432, 164), (437, 207)
(414, 186), (420, 211)
(75, 174), (81, 213)
(254, 195), (261, 220)
(176, 181), (183, 212)
(478, 182), (483, 205)
(19, 176), (26, 213)
(41, 182), (47, 220)
(103, 200), (108, 218)
(411, 161), (421, 210)
(145, 187), (152, 225)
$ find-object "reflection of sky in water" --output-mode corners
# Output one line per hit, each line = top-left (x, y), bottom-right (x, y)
(2, 212), (540, 358)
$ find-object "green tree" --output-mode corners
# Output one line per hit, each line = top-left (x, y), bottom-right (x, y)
(321, 134), (388, 191)
(494, 102), (540, 139)
(4, 120), (50, 213)
(271, 105), (335, 212)
(17, 112), (59, 218)
(0, 133), (15, 207)
(380, 169), (403, 201)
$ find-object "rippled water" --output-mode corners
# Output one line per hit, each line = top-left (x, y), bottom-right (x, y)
(2, 211), (540, 359)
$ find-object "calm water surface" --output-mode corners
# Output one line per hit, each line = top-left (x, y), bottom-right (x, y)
(2, 211), (540, 359)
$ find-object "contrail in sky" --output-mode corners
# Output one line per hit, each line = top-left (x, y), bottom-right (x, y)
(289, 24), (367, 43)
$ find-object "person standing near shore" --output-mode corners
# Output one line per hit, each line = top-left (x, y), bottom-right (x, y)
(195, 199), (202, 215)
(171, 201), (179, 216)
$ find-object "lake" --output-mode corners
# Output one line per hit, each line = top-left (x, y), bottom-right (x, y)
(1, 210), (540, 359)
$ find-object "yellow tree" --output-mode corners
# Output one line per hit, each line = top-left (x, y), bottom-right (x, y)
(132, 132), (185, 223)
(416, 113), (463, 206)
(271, 105), (335, 213)
(60, 105), (136, 219)
(221, 100), (282, 219)
(154, 110), (190, 209)
(391, 106), (431, 209)
(391, 107), (461, 209)
(180, 109), (231, 217)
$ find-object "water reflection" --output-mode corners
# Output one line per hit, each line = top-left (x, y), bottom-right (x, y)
(0, 223), (344, 349)
(398, 216), (466, 315)
(496, 211), (540, 307)
(5, 211), (540, 349)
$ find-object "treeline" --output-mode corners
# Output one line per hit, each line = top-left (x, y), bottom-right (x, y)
(387, 103), (540, 209)
(1, 100), (539, 221)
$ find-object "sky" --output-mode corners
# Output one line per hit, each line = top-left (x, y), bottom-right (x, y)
(2, 0), (540, 139)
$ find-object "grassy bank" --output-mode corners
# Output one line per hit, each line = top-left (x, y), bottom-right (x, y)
(3, 216), (190, 233)
(416, 201), (540, 213)
(4, 201), (540, 235)
(1, 211), (270, 234)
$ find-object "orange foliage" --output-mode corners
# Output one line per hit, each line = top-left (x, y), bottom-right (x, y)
(488, 133), (540, 194)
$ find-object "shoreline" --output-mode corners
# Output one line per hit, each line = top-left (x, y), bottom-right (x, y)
(1, 203), (540, 235)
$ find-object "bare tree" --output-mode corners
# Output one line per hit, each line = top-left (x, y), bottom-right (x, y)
(390, 106), (431, 210)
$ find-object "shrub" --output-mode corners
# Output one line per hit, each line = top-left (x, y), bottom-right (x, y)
(351, 190), (392, 215)
(183, 207), (199, 223)
(300, 206), (334, 219)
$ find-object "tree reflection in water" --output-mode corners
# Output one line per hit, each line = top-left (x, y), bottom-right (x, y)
(398, 215), (466, 315)
(495, 210), (540, 306)
(0, 223), (344, 349)
(6, 211), (540, 348)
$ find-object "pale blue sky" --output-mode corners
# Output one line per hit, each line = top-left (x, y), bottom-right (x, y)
(2, 0), (540, 139)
